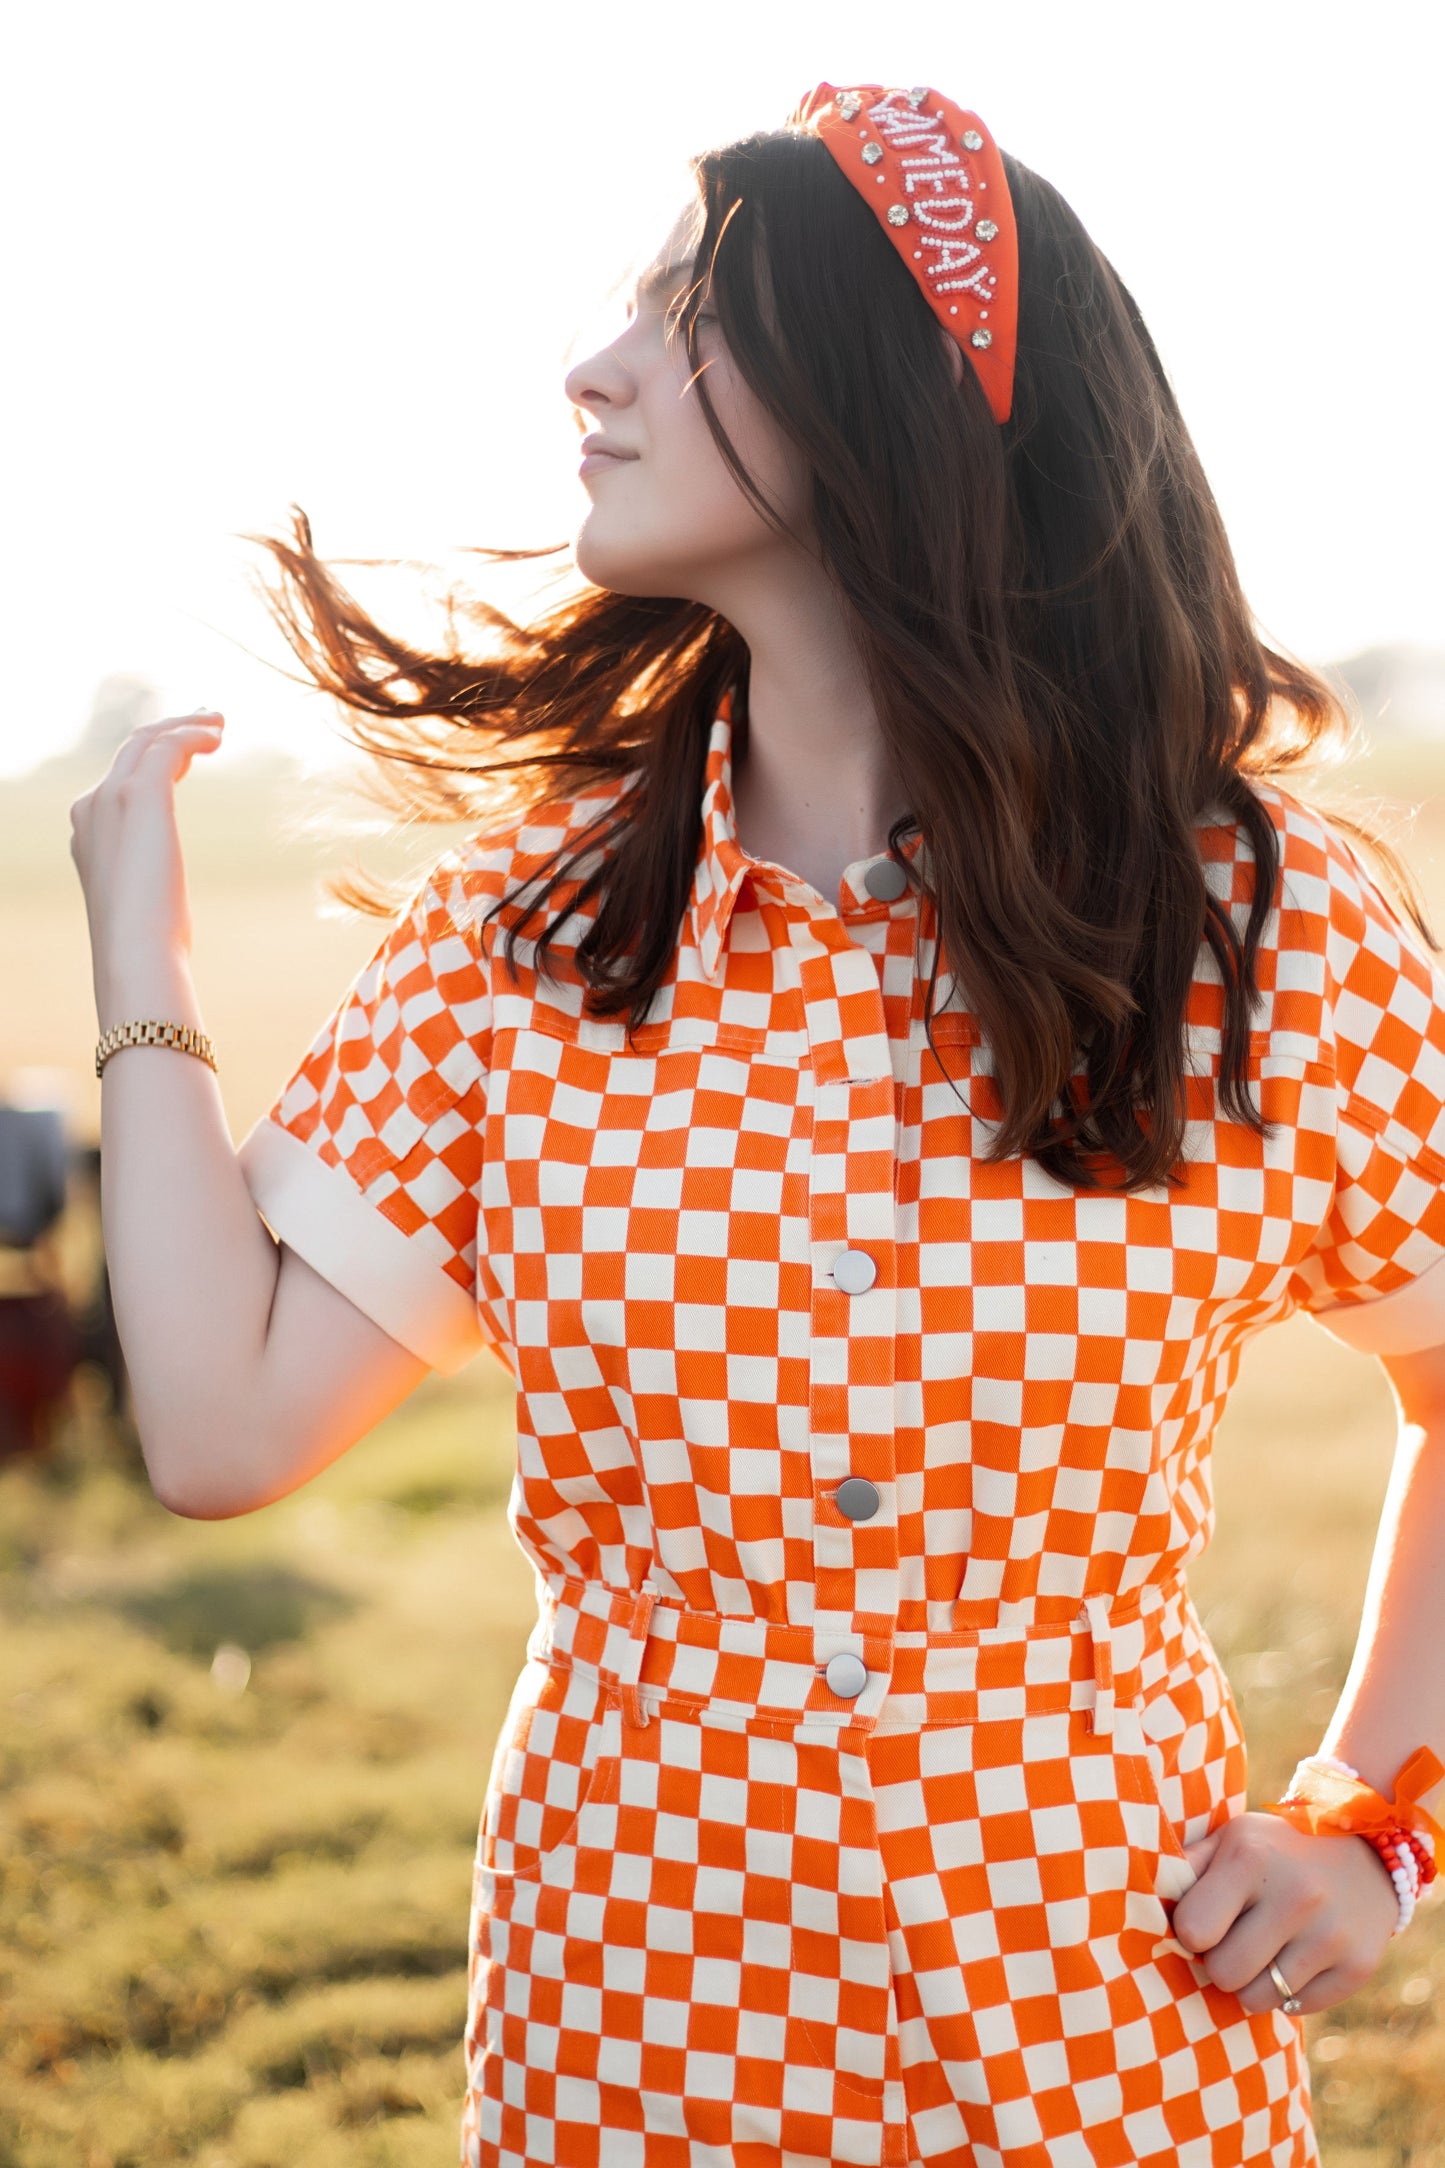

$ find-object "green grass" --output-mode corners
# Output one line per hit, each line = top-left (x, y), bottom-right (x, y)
(0, 1354), (533, 2168)
(2, 1315), (1444, 2166)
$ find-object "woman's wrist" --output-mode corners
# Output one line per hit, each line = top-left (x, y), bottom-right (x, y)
(95, 953), (202, 1036)
(1262, 1747), (1442, 1936)
(1313, 1741), (1405, 1802)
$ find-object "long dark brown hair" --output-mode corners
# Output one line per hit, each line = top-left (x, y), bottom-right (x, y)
(251, 123), (1431, 1192)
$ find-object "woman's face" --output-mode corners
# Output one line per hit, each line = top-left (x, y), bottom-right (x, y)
(564, 202), (812, 606)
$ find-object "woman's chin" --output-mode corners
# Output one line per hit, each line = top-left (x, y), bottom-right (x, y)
(573, 527), (685, 600)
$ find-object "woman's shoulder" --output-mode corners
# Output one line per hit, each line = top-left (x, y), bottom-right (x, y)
(430, 769), (636, 958)
(1196, 773), (1347, 873)
(1195, 776), (1411, 941)
(1194, 777), (1444, 1040)
(454, 770), (631, 875)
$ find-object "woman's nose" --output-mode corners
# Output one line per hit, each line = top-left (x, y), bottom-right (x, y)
(564, 337), (636, 416)
(563, 362), (628, 411)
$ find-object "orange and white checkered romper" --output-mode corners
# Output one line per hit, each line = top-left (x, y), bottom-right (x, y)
(240, 690), (1445, 2168)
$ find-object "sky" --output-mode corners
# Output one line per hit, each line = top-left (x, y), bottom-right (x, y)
(3, 0), (1442, 778)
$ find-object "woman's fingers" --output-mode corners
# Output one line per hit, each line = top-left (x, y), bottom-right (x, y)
(73, 715), (223, 850)
(167, 716), (226, 784)
(68, 706), (228, 990)
(1171, 1815), (1276, 1955)
(1179, 1828), (1222, 1880)
(1172, 1815), (1401, 2016)
(1230, 1931), (1347, 2017)
(72, 712), (219, 825)
(1192, 1886), (1321, 1996)
(104, 708), (225, 785)
(1171, 1816), (1323, 1992)
(81, 715), (225, 830)
(1242, 1957), (1372, 2019)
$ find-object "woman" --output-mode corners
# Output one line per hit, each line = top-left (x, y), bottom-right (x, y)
(71, 80), (1445, 2168)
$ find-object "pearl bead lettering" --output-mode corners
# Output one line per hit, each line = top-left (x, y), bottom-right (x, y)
(902, 159), (970, 190)
(801, 87), (1008, 400)
(840, 92), (1001, 310)
(911, 197), (978, 233)
(935, 271), (995, 298)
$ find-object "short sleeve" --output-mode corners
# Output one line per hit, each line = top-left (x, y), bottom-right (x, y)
(1284, 818), (1445, 1355)
(236, 848), (491, 1375)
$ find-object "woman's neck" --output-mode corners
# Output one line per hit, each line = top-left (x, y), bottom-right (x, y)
(731, 685), (909, 905)
(719, 569), (911, 907)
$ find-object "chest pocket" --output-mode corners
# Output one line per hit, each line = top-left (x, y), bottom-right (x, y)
(345, 1061), (486, 1200)
(917, 1017), (1308, 1350)
(480, 1007), (808, 1357)
(489, 1011), (782, 1170)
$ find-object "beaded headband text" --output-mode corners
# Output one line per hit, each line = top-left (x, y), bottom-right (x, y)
(786, 82), (1018, 424)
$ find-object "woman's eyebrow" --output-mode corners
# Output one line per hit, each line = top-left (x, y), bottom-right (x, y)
(634, 259), (693, 302)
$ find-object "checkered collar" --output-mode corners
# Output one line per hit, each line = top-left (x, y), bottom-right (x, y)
(685, 686), (925, 981)
(688, 690), (753, 982)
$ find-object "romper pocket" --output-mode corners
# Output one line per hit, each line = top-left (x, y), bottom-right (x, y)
(1112, 1698), (1201, 1902)
(1113, 1658), (1250, 1906)
(476, 1655), (622, 1883)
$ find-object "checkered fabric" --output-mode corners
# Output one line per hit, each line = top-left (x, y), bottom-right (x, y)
(238, 691), (1445, 2168)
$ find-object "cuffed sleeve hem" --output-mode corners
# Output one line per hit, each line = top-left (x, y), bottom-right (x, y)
(1309, 1247), (1445, 1356)
(237, 1115), (485, 1377)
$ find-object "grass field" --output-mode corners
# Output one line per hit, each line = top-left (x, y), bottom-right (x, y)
(4, 726), (1445, 2164)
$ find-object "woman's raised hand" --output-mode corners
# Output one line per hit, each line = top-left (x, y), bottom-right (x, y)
(68, 708), (226, 1016)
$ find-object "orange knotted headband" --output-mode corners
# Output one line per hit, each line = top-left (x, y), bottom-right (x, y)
(786, 81), (1018, 425)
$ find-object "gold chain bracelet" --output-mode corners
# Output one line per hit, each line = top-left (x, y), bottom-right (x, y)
(95, 1019), (219, 1080)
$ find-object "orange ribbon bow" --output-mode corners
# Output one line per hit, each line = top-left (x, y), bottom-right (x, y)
(1263, 1746), (1445, 1852)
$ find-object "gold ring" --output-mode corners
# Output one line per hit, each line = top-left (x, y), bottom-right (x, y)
(1268, 1959), (1302, 2014)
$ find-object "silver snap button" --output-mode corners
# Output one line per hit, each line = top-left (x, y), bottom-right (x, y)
(835, 1477), (881, 1522)
(863, 858), (908, 902)
(824, 1652), (869, 1699)
(832, 1249), (877, 1296)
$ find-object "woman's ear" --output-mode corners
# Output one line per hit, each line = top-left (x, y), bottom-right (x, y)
(939, 327), (966, 387)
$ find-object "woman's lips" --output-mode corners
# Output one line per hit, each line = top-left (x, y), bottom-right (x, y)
(579, 449), (636, 476)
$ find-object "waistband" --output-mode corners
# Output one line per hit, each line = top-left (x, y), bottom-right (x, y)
(526, 1570), (1199, 1740)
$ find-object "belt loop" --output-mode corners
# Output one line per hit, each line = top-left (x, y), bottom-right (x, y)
(619, 1588), (657, 1729)
(1082, 1594), (1116, 1737)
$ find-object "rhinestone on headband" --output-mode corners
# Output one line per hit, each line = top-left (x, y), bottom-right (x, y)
(961, 129), (984, 150)
(907, 86), (929, 107)
(862, 142), (884, 164)
(886, 205), (909, 226)
(971, 329), (992, 348)
(977, 219), (998, 241)
(837, 92), (863, 119)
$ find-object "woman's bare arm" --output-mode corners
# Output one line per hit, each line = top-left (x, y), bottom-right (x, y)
(98, 955), (430, 1517)
(1171, 1333), (1445, 2013)
(1315, 1335), (1445, 1795)
(72, 711), (432, 1519)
